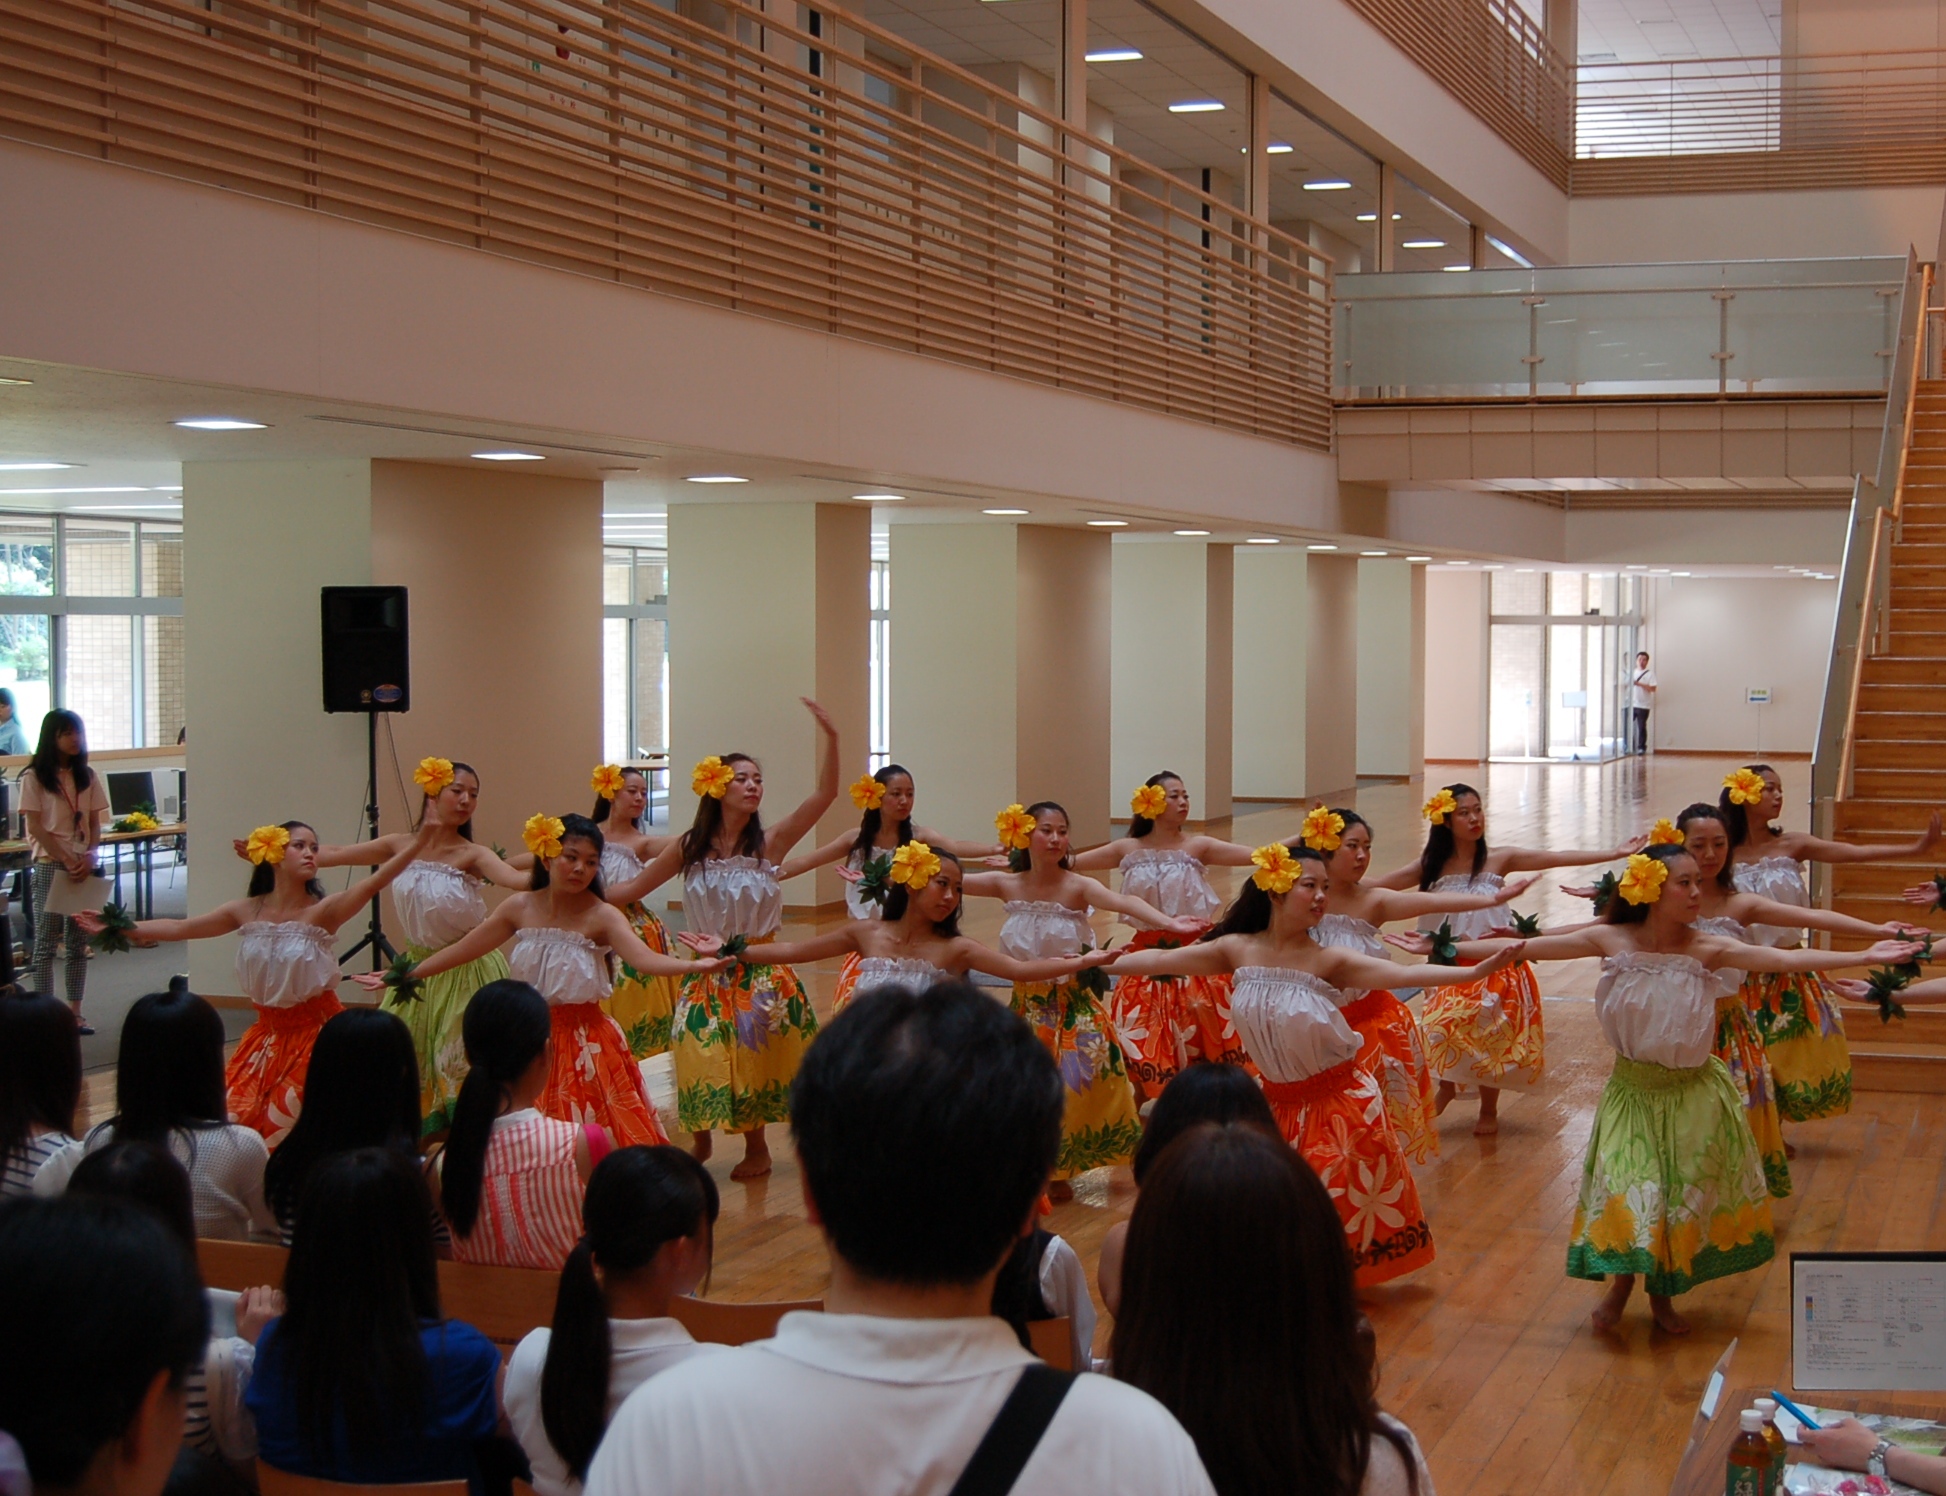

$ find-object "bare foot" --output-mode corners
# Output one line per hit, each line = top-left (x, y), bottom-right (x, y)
(1048, 1180), (1075, 1203)
(730, 1130), (772, 1180)
(1473, 1114), (1500, 1136)
(1591, 1275), (1633, 1332)
(1473, 1087), (1500, 1136)
(1649, 1294), (1691, 1334)
(1434, 1082), (1457, 1117)
(691, 1129), (713, 1163)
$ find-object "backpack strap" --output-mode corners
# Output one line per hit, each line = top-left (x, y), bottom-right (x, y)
(945, 1363), (1077, 1496)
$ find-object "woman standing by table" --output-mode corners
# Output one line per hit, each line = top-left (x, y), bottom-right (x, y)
(21, 711), (108, 1034)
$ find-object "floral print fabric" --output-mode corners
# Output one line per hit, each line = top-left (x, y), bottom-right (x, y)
(1011, 977), (1142, 1180)
(673, 957), (817, 1134)
(1418, 962), (1546, 1089)
(1739, 968), (1853, 1122)
(1341, 989), (1439, 1164)
(540, 1002), (668, 1147)
(226, 992), (344, 1143)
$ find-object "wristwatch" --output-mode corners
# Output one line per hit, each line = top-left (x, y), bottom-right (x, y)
(1869, 1437), (1894, 1477)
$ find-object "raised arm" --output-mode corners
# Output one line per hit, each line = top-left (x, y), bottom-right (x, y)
(1367, 857), (1424, 892)
(739, 925), (869, 967)
(1789, 812), (1945, 865)
(1366, 875), (1541, 923)
(759, 698), (841, 861)
(312, 821), (441, 930)
(1497, 837), (1646, 874)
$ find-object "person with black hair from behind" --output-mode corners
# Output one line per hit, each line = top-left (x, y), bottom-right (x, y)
(0, 1194), (209, 1496)
(586, 981), (1217, 1496)
(0, 986), (80, 1196)
(502, 1146), (726, 1496)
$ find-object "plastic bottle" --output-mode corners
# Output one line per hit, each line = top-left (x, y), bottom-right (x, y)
(1727, 1409), (1770, 1496)
(1753, 1398), (1788, 1494)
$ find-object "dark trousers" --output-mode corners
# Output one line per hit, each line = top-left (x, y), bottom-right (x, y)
(1631, 707), (1650, 753)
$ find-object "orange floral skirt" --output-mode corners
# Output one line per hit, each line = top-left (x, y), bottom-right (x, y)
(1342, 990), (1439, 1164)
(1109, 971), (1253, 1095)
(832, 951), (864, 1013)
(1263, 1060), (1435, 1287)
(540, 1002), (668, 1147)
(226, 992), (343, 1144)
(1418, 961), (1545, 1091)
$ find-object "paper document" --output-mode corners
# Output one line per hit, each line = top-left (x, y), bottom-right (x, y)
(1793, 1253), (1946, 1390)
(42, 873), (110, 916)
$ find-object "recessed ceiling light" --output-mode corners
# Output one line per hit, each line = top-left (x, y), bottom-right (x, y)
(685, 475), (748, 484)
(0, 486), (150, 496)
(1401, 239), (1446, 249)
(0, 463), (72, 471)
(1168, 100), (1225, 113)
(983, 507), (1029, 516)
(69, 504), (184, 512)
(1087, 519), (1129, 527)
(1406, 555), (1433, 562)
(1306, 543), (1337, 551)
(1673, 571), (1692, 576)
(1173, 529), (1211, 536)
(1482, 564), (1505, 570)
(174, 418), (265, 431)
(1086, 47), (1141, 61)
(1515, 566), (1535, 572)
(1246, 537), (1281, 545)
(472, 451), (544, 461)
(1625, 564), (1647, 569)
(1361, 550), (1389, 557)
(0, 377), (31, 387)
(852, 493), (904, 502)
(1303, 179), (1352, 190)
(1356, 213), (1378, 222)
(1265, 143), (1293, 154)
(1650, 568), (1672, 574)
(1442, 264), (1471, 272)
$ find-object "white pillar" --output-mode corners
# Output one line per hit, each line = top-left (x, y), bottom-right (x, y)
(1233, 546), (1308, 800)
(1111, 540), (1233, 825)
(1357, 558), (1426, 779)
(1305, 553), (1359, 799)
(1424, 568), (1489, 764)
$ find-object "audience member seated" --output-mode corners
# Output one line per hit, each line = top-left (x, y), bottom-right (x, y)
(586, 979), (1216, 1496)
(504, 1146), (725, 1496)
(245, 1148), (502, 1490)
(264, 1008), (426, 1244)
(1097, 1063), (1278, 1318)
(0, 988), (79, 1197)
(1112, 1122), (1433, 1496)
(438, 981), (604, 1270)
(989, 1198), (1096, 1373)
(35, 981), (278, 1241)
(0, 1194), (209, 1496)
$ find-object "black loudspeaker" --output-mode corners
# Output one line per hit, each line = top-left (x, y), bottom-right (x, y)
(321, 586), (410, 713)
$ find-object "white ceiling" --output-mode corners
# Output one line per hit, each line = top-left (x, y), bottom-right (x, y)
(1577, 0), (1782, 64)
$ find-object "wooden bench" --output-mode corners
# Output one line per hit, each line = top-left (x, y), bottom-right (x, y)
(258, 1469), (465, 1496)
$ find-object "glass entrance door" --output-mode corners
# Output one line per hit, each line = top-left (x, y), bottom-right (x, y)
(1488, 571), (1644, 763)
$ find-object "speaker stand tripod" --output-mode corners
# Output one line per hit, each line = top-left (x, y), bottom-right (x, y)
(338, 710), (397, 973)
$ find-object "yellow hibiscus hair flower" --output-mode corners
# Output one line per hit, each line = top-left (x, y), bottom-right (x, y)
(1422, 787), (1458, 825)
(1647, 817), (1682, 846)
(590, 764), (626, 800)
(1301, 805), (1345, 852)
(692, 756), (734, 800)
(888, 840), (942, 890)
(995, 803), (1036, 850)
(523, 814), (566, 861)
(244, 824), (290, 866)
(1617, 852), (1669, 906)
(412, 757), (454, 796)
(849, 774), (886, 812)
(1250, 843), (1300, 894)
(1723, 767), (1766, 807)
(1130, 783), (1168, 820)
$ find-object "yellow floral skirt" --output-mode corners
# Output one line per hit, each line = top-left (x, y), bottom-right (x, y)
(1342, 989), (1439, 1164)
(603, 902), (680, 1059)
(1418, 961), (1545, 1090)
(1566, 1055), (1775, 1297)
(1739, 968), (1852, 1122)
(1714, 993), (1790, 1198)
(1011, 977), (1142, 1180)
(673, 953), (817, 1134)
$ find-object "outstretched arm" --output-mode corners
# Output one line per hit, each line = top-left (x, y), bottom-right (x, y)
(1367, 858), (1424, 892)
(739, 926), (868, 967)
(1836, 974), (1946, 1007)
(607, 841), (685, 906)
(1067, 837), (1137, 873)
(462, 842), (532, 892)
(1732, 893), (1928, 942)
(1450, 928), (1610, 964)
(376, 905), (519, 984)
(958, 871), (1017, 901)
(913, 827), (1005, 861)
(595, 904), (723, 977)
(307, 833), (411, 869)
(79, 898), (251, 946)
(1083, 880), (1199, 935)
(1790, 812), (1945, 865)
(759, 699), (841, 861)
(1497, 837), (1647, 874)
(312, 821), (440, 930)
(1110, 938), (1236, 979)
(1320, 941), (1522, 991)
(959, 942), (1120, 984)
(777, 830), (858, 882)
(1715, 937), (1923, 975)
(1366, 875), (1541, 923)
(1182, 836), (1261, 868)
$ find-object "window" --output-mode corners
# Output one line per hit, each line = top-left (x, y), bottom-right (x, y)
(1487, 571), (1644, 763)
(602, 546), (668, 765)
(0, 514), (184, 750)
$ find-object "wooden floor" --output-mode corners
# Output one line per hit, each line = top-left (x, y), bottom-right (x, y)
(86, 753), (1946, 1495)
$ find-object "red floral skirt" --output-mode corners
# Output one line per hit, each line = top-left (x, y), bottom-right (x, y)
(226, 992), (343, 1144)
(541, 1002), (668, 1147)
(1262, 1060), (1435, 1286)
(1108, 928), (1253, 1095)
(832, 951), (864, 1013)
(1341, 989), (1439, 1164)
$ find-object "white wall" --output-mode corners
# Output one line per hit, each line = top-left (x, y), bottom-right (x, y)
(1233, 548), (1309, 798)
(1112, 542), (1213, 812)
(1357, 559), (1424, 777)
(1570, 186), (1943, 266)
(1423, 568), (1488, 763)
(1640, 577), (1838, 755)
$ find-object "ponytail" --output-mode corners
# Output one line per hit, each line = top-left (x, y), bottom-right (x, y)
(540, 1146), (719, 1480)
(440, 981), (550, 1238)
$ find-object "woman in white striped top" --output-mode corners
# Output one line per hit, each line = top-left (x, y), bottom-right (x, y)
(0, 988), (79, 1198)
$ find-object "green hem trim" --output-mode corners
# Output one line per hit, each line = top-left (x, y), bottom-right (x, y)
(1775, 1071), (1852, 1122)
(1566, 1232), (1775, 1297)
(1762, 1155), (1793, 1199)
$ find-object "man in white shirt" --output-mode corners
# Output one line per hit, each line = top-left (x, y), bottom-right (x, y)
(586, 982), (1217, 1496)
(1630, 651), (1657, 754)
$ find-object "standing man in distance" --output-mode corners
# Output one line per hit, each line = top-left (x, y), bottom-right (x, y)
(1630, 651), (1657, 755)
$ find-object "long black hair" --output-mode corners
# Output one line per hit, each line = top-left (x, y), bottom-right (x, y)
(246, 820), (326, 899)
(540, 1147), (719, 1481)
(1718, 763), (1779, 849)
(440, 980), (551, 1239)
(420, 760), (477, 841)
(679, 753), (766, 870)
(1204, 846), (1328, 939)
(28, 708), (91, 795)
(591, 767), (645, 831)
(1007, 800), (1073, 873)
(1417, 783), (1487, 890)
(529, 813), (607, 900)
(1128, 772), (1181, 839)
(881, 849), (963, 936)
(66, 1140), (197, 1250)
(1675, 802), (1736, 891)
(1132, 1063), (1278, 1185)
(1602, 843), (1693, 926)
(278, 1148), (442, 1460)
(266, 1008), (423, 1227)
(0, 988), (79, 1171)
(107, 978), (227, 1147)
(849, 764), (915, 867)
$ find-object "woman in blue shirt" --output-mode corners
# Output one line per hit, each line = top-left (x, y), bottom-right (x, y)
(246, 1147), (500, 1487)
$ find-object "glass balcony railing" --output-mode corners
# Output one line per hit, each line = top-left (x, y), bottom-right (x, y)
(1334, 257), (1906, 399)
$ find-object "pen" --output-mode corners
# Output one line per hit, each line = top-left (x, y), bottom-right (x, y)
(1770, 1391), (1822, 1431)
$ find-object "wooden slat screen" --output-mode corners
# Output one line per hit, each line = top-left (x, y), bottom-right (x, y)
(1575, 50), (1946, 196)
(0, 0), (1333, 450)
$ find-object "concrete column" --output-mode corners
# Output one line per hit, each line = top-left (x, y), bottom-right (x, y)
(667, 502), (870, 908)
(1233, 546), (1307, 800)
(1305, 553), (1359, 799)
(1356, 558), (1425, 779)
(182, 460), (374, 993)
(369, 461), (603, 848)
(1424, 568), (1489, 764)
(1016, 526), (1112, 845)
(1111, 541), (1233, 826)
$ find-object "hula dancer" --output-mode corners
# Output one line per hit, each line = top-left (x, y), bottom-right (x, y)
(589, 764), (682, 1059)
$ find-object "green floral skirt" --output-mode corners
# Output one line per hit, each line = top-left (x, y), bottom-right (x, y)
(385, 944), (510, 1136)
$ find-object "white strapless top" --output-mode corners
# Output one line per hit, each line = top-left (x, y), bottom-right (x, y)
(855, 955), (953, 993)
(682, 857), (784, 938)
(600, 843), (646, 893)
(1732, 856), (1808, 948)
(391, 860), (487, 951)
(1417, 873), (1503, 938)
(1312, 913), (1388, 1000)
(1118, 849), (1221, 922)
(1228, 966), (1361, 1084)
(998, 901), (1093, 960)
(508, 927), (610, 1006)
(1594, 952), (1717, 1068)
(236, 921), (339, 1009)
(1692, 916), (1753, 997)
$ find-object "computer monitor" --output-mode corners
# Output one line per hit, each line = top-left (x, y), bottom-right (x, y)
(106, 771), (156, 817)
